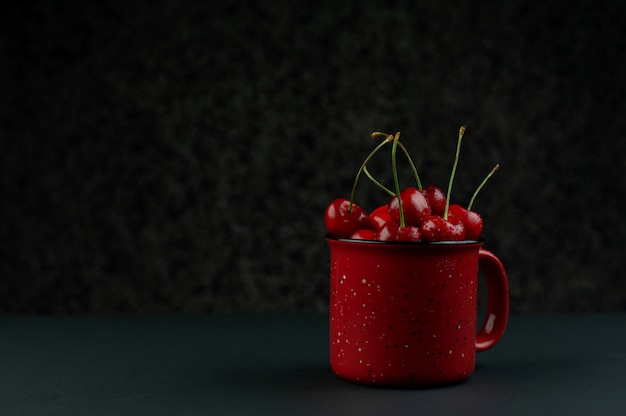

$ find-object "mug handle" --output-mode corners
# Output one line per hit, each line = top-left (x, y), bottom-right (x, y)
(476, 248), (510, 352)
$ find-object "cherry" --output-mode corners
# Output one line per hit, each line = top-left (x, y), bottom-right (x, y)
(420, 215), (459, 242)
(325, 133), (394, 239)
(447, 163), (499, 241)
(350, 229), (377, 240)
(325, 127), (500, 243)
(388, 187), (431, 227)
(448, 204), (482, 240)
(383, 132), (427, 240)
(397, 225), (422, 242)
(421, 185), (447, 217)
(376, 222), (421, 242)
(446, 212), (467, 240)
(386, 133), (430, 238)
(369, 204), (391, 231)
(324, 198), (369, 238)
(377, 222), (400, 241)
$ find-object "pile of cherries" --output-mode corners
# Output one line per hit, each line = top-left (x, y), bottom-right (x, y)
(324, 127), (499, 242)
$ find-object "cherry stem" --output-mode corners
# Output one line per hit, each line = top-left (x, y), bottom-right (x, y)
(398, 142), (423, 191)
(349, 134), (394, 211)
(374, 132), (422, 191)
(364, 166), (395, 197)
(467, 164), (500, 211)
(371, 131), (390, 141)
(391, 132), (405, 227)
(443, 125), (467, 220)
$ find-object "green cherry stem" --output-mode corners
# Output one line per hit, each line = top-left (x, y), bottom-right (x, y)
(467, 164), (500, 210)
(391, 132), (405, 227)
(397, 142), (423, 191)
(349, 134), (394, 211)
(364, 166), (395, 197)
(443, 125), (467, 220)
(373, 131), (422, 190)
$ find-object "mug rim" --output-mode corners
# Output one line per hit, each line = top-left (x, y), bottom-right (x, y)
(326, 235), (483, 246)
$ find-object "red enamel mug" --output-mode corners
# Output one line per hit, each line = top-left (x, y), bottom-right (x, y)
(327, 238), (509, 387)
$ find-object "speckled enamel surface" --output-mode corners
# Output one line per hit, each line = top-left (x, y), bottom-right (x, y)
(328, 240), (483, 387)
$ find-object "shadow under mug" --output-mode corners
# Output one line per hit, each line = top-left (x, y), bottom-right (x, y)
(327, 237), (509, 387)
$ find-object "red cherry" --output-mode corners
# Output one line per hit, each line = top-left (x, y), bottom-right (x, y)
(421, 185), (447, 217)
(388, 187), (431, 227)
(446, 213), (467, 240)
(419, 215), (457, 242)
(397, 225), (422, 242)
(350, 229), (377, 240)
(377, 222), (422, 242)
(368, 204), (391, 231)
(324, 198), (369, 238)
(464, 212), (483, 240)
(377, 222), (400, 241)
(448, 204), (483, 240)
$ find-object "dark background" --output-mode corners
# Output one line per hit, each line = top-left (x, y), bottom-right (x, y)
(1, 0), (625, 314)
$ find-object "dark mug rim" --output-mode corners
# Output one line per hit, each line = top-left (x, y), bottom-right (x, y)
(326, 235), (483, 246)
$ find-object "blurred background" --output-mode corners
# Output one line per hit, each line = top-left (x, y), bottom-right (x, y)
(1, 0), (625, 314)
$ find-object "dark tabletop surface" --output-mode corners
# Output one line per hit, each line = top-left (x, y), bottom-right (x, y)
(0, 314), (625, 415)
